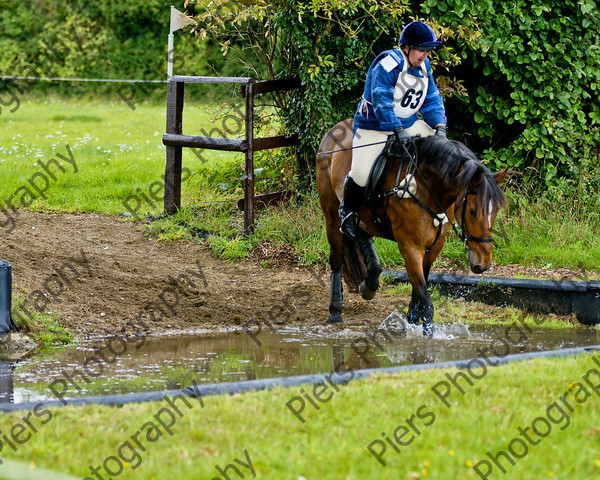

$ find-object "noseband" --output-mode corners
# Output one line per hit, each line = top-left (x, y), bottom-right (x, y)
(455, 190), (494, 248)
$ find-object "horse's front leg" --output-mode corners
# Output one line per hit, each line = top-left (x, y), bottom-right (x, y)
(404, 253), (435, 337)
(409, 232), (448, 335)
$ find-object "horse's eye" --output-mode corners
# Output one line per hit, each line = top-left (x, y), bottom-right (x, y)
(469, 209), (477, 217)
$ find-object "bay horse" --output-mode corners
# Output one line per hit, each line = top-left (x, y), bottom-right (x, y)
(317, 119), (507, 336)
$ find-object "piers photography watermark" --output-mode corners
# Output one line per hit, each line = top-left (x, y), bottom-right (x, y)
(0, 259), (209, 468)
(0, 332), (143, 466)
(362, 302), (596, 468)
(120, 100), (267, 219)
(83, 383), (204, 479)
(209, 449), (257, 480)
(473, 355), (600, 479)
(11, 248), (92, 333)
(115, 32), (200, 111)
(1, 20), (101, 117)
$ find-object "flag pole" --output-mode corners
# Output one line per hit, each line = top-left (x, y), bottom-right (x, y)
(168, 5), (175, 78)
(168, 33), (174, 78)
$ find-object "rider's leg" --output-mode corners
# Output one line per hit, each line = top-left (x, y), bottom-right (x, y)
(339, 175), (364, 238)
(340, 129), (390, 238)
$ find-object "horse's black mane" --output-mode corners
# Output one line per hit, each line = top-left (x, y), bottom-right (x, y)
(416, 136), (506, 215)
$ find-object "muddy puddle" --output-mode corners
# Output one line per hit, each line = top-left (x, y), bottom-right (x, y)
(3, 314), (600, 405)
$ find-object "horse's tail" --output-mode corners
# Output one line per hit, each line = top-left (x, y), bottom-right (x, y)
(341, 235), (366, 293)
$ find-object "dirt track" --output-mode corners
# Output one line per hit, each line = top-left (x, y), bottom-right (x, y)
(1, 212), (593, 341)
(1, 212), (407, 340)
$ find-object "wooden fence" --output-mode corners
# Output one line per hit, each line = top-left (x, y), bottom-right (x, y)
(162, 75), (301, 234)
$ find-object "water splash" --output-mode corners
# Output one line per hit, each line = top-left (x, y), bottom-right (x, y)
(380, 311), (472, 341)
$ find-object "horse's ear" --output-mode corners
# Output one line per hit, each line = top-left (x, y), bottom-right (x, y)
(469, 168), (483, 190)
(492, 168), (509, 185)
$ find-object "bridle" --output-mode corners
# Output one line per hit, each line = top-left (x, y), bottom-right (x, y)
(454, 190), (494, 248)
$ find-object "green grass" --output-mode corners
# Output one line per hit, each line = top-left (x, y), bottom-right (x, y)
(491, 201), (600, 272)
(1, 353), (600, 478)
(11, 295), (73, 345)
(382, 282), (587, 329)
(0, 94), (244, 217)
(2, 95), (600, 480)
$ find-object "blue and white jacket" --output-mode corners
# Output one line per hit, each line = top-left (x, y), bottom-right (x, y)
(354, 48), (446, 132)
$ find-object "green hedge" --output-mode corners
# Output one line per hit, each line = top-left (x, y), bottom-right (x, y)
(0, 0), (212, 99)
(423, 0), (600, 190)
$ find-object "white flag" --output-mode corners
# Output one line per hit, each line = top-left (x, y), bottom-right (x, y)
(170, 6), (193, 34)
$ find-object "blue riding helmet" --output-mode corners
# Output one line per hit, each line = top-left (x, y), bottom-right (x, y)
(399, 21), (443, 50)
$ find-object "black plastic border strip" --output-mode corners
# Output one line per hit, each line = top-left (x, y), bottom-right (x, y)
(382, 270), (600, 292)
(382, 270), (600, 325)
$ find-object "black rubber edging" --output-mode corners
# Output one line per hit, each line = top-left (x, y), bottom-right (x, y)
(1, 345), (598, 413)
(383, 270), (600, 325)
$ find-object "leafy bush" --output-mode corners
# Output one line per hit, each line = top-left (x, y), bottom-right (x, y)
(189, 0), (600, 196)
(423, 0), (600, 192)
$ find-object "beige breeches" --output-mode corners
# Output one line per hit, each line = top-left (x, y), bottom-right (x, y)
(349, 120), (435, 187)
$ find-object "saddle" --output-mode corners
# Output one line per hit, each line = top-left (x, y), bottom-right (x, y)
(363, 136), (397, 205)
(362, 137), (418, 234)
(364, 137), (418, 204)
(362, 135), (450, 247)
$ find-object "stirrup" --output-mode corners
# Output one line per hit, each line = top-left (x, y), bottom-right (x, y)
(340, 211), (360, 238)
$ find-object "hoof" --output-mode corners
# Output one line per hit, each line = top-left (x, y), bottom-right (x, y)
(358, 280), (377, 300)
(364, 272), (381, 292)
(327, 313), (344, 324)
(407, 306), (419, 325)
(422, 321), (435, 338)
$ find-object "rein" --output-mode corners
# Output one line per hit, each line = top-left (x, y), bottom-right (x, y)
(318, 140), (388, 156)
(377, 142), (493, 252)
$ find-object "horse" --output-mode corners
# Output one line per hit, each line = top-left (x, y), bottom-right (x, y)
(316, 118), (507, 336)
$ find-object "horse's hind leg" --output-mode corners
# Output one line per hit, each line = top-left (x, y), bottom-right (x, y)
(328, 264), (344, 323)
(325, 205), (345, 323)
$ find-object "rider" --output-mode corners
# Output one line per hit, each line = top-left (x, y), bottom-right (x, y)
(340, 20), (448, 238)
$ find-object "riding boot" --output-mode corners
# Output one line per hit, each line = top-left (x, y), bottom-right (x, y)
(339, 175), (366, 239)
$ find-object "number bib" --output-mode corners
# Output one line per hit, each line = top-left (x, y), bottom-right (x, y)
(392, 58), (428, 119)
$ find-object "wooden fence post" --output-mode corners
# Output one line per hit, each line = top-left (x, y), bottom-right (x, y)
(244, 79), (255, 235)
(164, 79), (184, 214)
(162, 76), (300, 232)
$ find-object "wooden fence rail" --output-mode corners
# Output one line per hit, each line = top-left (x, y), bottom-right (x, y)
(163, 75), (301, 234)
